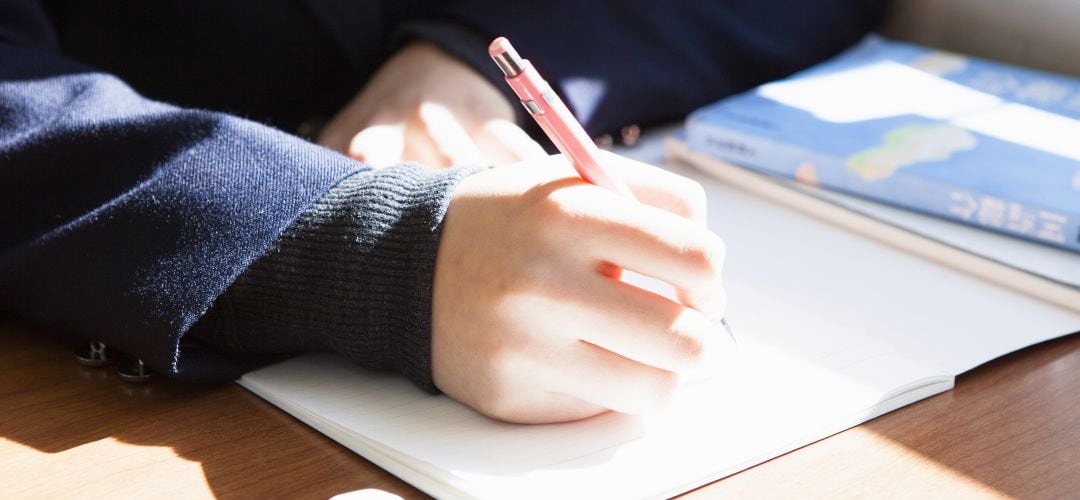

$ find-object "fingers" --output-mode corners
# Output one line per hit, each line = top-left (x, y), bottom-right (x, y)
(321, 41), (527, 170)
(418, 106), (546, 168)
(401, 115), (450, 167)
(552, 341), (680, 415)
(601, 204), (726, 319)
(555, 188), (725, 316)
(540, 261), (724, 416)
(419, 102), (485, 166)
(574, 275), (715, 374)
(548, 152), (725, 316)
(595, 151), (709, 224)
(347, 118), (450, 168)
(348, 123), (405, 168)
(478, 119), (547, 162)
(347, 108), (544, 169)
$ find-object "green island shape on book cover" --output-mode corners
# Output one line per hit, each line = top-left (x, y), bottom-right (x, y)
(845, 124), (978, 181)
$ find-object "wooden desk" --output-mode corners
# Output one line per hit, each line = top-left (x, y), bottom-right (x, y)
(2, 319), (1077, 499)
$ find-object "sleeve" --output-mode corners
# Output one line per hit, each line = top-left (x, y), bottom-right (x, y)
(0, 4), (466, 383)
(394, 0), (889, 138)
(188, 165), (482, 392)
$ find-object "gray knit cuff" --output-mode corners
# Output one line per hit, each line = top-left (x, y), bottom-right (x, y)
(204, 164), (481, 392)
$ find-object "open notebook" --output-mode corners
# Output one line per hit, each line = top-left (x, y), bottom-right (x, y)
(239, 135), (1079, 499)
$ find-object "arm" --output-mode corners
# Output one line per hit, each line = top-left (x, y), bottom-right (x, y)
(0, 4), (432, 381)
(2, 3), (733, 424)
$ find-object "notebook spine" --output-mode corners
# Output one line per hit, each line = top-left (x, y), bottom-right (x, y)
(686, 121), (1080, 253)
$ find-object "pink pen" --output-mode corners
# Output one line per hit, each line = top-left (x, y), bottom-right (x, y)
(489, 36), (737, 344)
(488, 37), (636, 200)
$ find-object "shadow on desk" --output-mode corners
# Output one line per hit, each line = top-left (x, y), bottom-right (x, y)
(0, 318), (424, 498)
(3, 316), (1078, 498)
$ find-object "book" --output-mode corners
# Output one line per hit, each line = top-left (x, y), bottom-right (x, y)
(781, 171), (1080, 291)
(685, 35), (1080, 253)
(239, 133), (1080, 499)
(667, 138), (1080, 316)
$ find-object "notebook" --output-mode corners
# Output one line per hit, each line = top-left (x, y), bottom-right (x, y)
(239, 134), (1080, 499)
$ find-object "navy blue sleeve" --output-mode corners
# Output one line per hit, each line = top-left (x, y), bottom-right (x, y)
(0, 5), (363, 381)
(404, 0), (888, 137)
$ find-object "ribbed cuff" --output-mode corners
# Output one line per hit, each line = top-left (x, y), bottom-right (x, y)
(196, 164), (481, 392)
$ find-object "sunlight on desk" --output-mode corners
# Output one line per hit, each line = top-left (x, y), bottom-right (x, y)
(686, 427), (1005, 499)
(0, 436), (210, 498)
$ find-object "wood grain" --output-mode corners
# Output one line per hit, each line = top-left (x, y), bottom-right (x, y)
(0, 319), (424, 499)
(1, 318), (1076, 499)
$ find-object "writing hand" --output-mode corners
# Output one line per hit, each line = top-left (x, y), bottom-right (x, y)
(432, 151), (727, 423)
(318, 42), (545, 169)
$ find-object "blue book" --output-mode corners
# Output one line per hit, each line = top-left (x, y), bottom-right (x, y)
(686, 35), (1080, 253)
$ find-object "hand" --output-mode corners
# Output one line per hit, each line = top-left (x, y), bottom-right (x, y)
(318, 42), (546, 169)
(432, 151), (728, 423)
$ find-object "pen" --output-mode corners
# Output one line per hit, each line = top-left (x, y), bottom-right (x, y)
(488, 37), (737, 345)
(488, 37), (635, 199)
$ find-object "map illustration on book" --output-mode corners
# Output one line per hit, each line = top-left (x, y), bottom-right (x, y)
(686, 35), (1080, 252)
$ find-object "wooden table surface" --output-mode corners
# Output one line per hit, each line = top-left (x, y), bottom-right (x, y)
(2, 318), (1077, 499)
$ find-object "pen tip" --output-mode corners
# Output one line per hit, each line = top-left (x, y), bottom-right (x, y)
(720, 318), (739, 348)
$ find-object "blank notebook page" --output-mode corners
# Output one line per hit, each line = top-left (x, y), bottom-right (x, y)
(242, 336), (946, 499)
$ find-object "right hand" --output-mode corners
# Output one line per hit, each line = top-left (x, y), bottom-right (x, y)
(432, 151), (728, 423)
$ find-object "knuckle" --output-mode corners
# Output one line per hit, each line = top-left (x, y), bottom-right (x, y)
(679, 179), (708, 219)
(533, 187), (582, 223)
(616, 220), (657, 247)
(521, 190), (579, 244)
(666, 310), (710, 367)
(686, 178), (707, 202)
(682, 233), (726, 278)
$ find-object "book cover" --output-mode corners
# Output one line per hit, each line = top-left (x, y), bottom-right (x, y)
(686, 35), (1080, 252)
